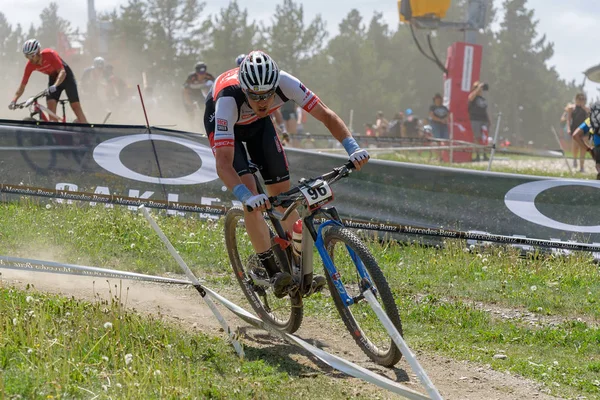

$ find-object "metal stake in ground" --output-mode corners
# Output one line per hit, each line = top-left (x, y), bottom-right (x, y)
(362, 282), (443, 400)
(139, 206), (245, 358)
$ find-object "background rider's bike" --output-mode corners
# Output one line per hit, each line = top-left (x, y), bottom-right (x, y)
(11, 90), (90, 173)
(224, 162), (403, 367)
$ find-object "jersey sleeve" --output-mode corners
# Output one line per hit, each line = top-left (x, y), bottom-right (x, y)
(278, 71), (320, 113)
(579, 118), (592, 134)
(20, 62), (35, 86)
(212, 96), (239, 149)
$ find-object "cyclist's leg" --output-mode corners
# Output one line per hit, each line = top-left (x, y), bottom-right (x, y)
(46, 82), (61, 122)
(63, 71), (88, 124)
(246, 117), (300, 234)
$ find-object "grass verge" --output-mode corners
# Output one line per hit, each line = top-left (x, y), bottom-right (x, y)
(1, 200), (599, 398)
(0, 285), (371, 399)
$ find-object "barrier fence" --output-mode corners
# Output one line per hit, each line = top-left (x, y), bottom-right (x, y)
(3, 182), (599, 254)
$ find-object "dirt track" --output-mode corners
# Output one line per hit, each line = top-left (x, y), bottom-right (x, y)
(0, 267), (562, 400)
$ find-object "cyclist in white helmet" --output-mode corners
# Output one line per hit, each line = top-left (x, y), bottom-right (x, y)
(9, 39), (88, 123)
(204, 50), (369, 297)
(235, 54), (246, 67)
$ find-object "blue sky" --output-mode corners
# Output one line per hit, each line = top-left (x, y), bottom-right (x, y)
(3, 0), (599, 96)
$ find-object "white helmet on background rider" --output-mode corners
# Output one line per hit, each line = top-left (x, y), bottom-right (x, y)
(22, 39), (41, 55)
(235, 53), (246, 67)
(238, 50), (280, 93)
(93, 57), (105, 69)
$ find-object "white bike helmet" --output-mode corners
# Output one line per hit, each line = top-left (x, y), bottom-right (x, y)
(22, 39), (40, 55)
(235, 53), (246, 67)
(93, 57), (105, 68)
(238, 50), (280, 92)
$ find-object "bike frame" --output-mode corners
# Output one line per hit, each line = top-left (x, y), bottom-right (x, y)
(31, 99), (66, 123)
(300, 207), (376, 307)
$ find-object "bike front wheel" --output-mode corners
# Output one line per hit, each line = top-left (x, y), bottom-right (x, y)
(16, 119), (57, 174)
(224, 207), (303, 333)
(322, 225), (402, 367)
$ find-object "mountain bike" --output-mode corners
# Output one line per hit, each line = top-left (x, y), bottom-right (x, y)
(11, 90), (93, 173)
(224, 162), (403, 367)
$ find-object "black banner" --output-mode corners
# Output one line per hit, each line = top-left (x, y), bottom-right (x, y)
(1, 119), (599, 244)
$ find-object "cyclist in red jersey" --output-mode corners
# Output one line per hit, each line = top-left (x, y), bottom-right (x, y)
(204, 50), (369, 297)
(8, 39), (88, 123)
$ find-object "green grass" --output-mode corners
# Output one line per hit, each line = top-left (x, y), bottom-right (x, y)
(0, 285), (374, 399)
(1, 200), (600, 398)
(374, 151), (581, 178)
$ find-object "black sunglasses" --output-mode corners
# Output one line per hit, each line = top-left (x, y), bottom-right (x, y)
(245, 89), (276, 101)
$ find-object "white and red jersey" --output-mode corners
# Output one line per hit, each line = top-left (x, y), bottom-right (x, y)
(206, 68), (320, 149)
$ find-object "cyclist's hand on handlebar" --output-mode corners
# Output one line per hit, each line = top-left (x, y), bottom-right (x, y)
(245, 193), (271, 212)
(8, 101), (16, 110)
(349, 148), (370, 171)
(48, 85), (57, 94)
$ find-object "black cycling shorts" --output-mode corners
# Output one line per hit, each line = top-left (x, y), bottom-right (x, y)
(205, 114), (289, 185)
(47, 65), (80, 103)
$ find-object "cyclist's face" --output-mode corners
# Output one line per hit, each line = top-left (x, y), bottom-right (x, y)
(245, 89), (276, 118)
(25, 52), (41, 63)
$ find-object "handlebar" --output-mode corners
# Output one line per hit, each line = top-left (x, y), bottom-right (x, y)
(245, 161), (356, 214)
(14, 89), (48, 109)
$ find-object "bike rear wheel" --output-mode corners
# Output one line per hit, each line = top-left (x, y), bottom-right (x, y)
(322, 225), (402, 367)
(224, 207), (303, 333)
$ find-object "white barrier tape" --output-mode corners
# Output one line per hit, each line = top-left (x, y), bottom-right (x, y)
(0, 253), (432, 398)
(139, 205), (245, 359)
(201, 285), (431, 400)
(0, 255), (191, 285)
(364, 290), (443, 400)
(0, 145), (86, 151)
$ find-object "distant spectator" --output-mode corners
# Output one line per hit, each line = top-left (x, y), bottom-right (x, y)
(429, 93), (449, 140)
(468, 81), (491, 162)
(387, 112), (403, 137)
(374, 111), (389, 137)
(402, 108), (420, 139)
(566, 93), (590, 172)
(364, 123), (374, 136)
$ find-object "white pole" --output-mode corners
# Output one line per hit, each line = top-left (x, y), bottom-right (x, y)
(486, 112), (502, 171)
(349, 109), (354, 133)
(551, 125), (574, 174)
(363, 290), (443, 400)
(139, 206), (245, 358)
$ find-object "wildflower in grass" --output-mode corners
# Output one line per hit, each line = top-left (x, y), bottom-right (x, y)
(530, 285), (537, 292)
(12, 317), (17, 326)
(46, 204), (51, 209)
(130, 243), (135, 249)
(102, 385), (108, 391)
(116, 383), (122, 389)
(102, 356), (109, 362)
(189, 232), (196, 238)
(125, 353), (133, 365)
(26, 296), (34, 303)
(103, 322), (113, 329)
(154, 370), (161, 376)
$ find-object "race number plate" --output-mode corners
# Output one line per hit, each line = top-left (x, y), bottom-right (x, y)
(300, 179), (334, 211)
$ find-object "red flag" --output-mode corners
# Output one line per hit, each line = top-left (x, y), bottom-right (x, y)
(57, 31), (77, 60)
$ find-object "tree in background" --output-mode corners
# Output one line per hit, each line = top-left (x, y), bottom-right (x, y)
(17, 0), (578, 144)
(36, 3), (77, 51)
(0, 13), (24, 80)
(146, 0), (207, 84)
(98, 0), (150, 83)
(263, 0), (327, 74)
(200, 0), (260, 76)
(489, 0), (574, 145)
